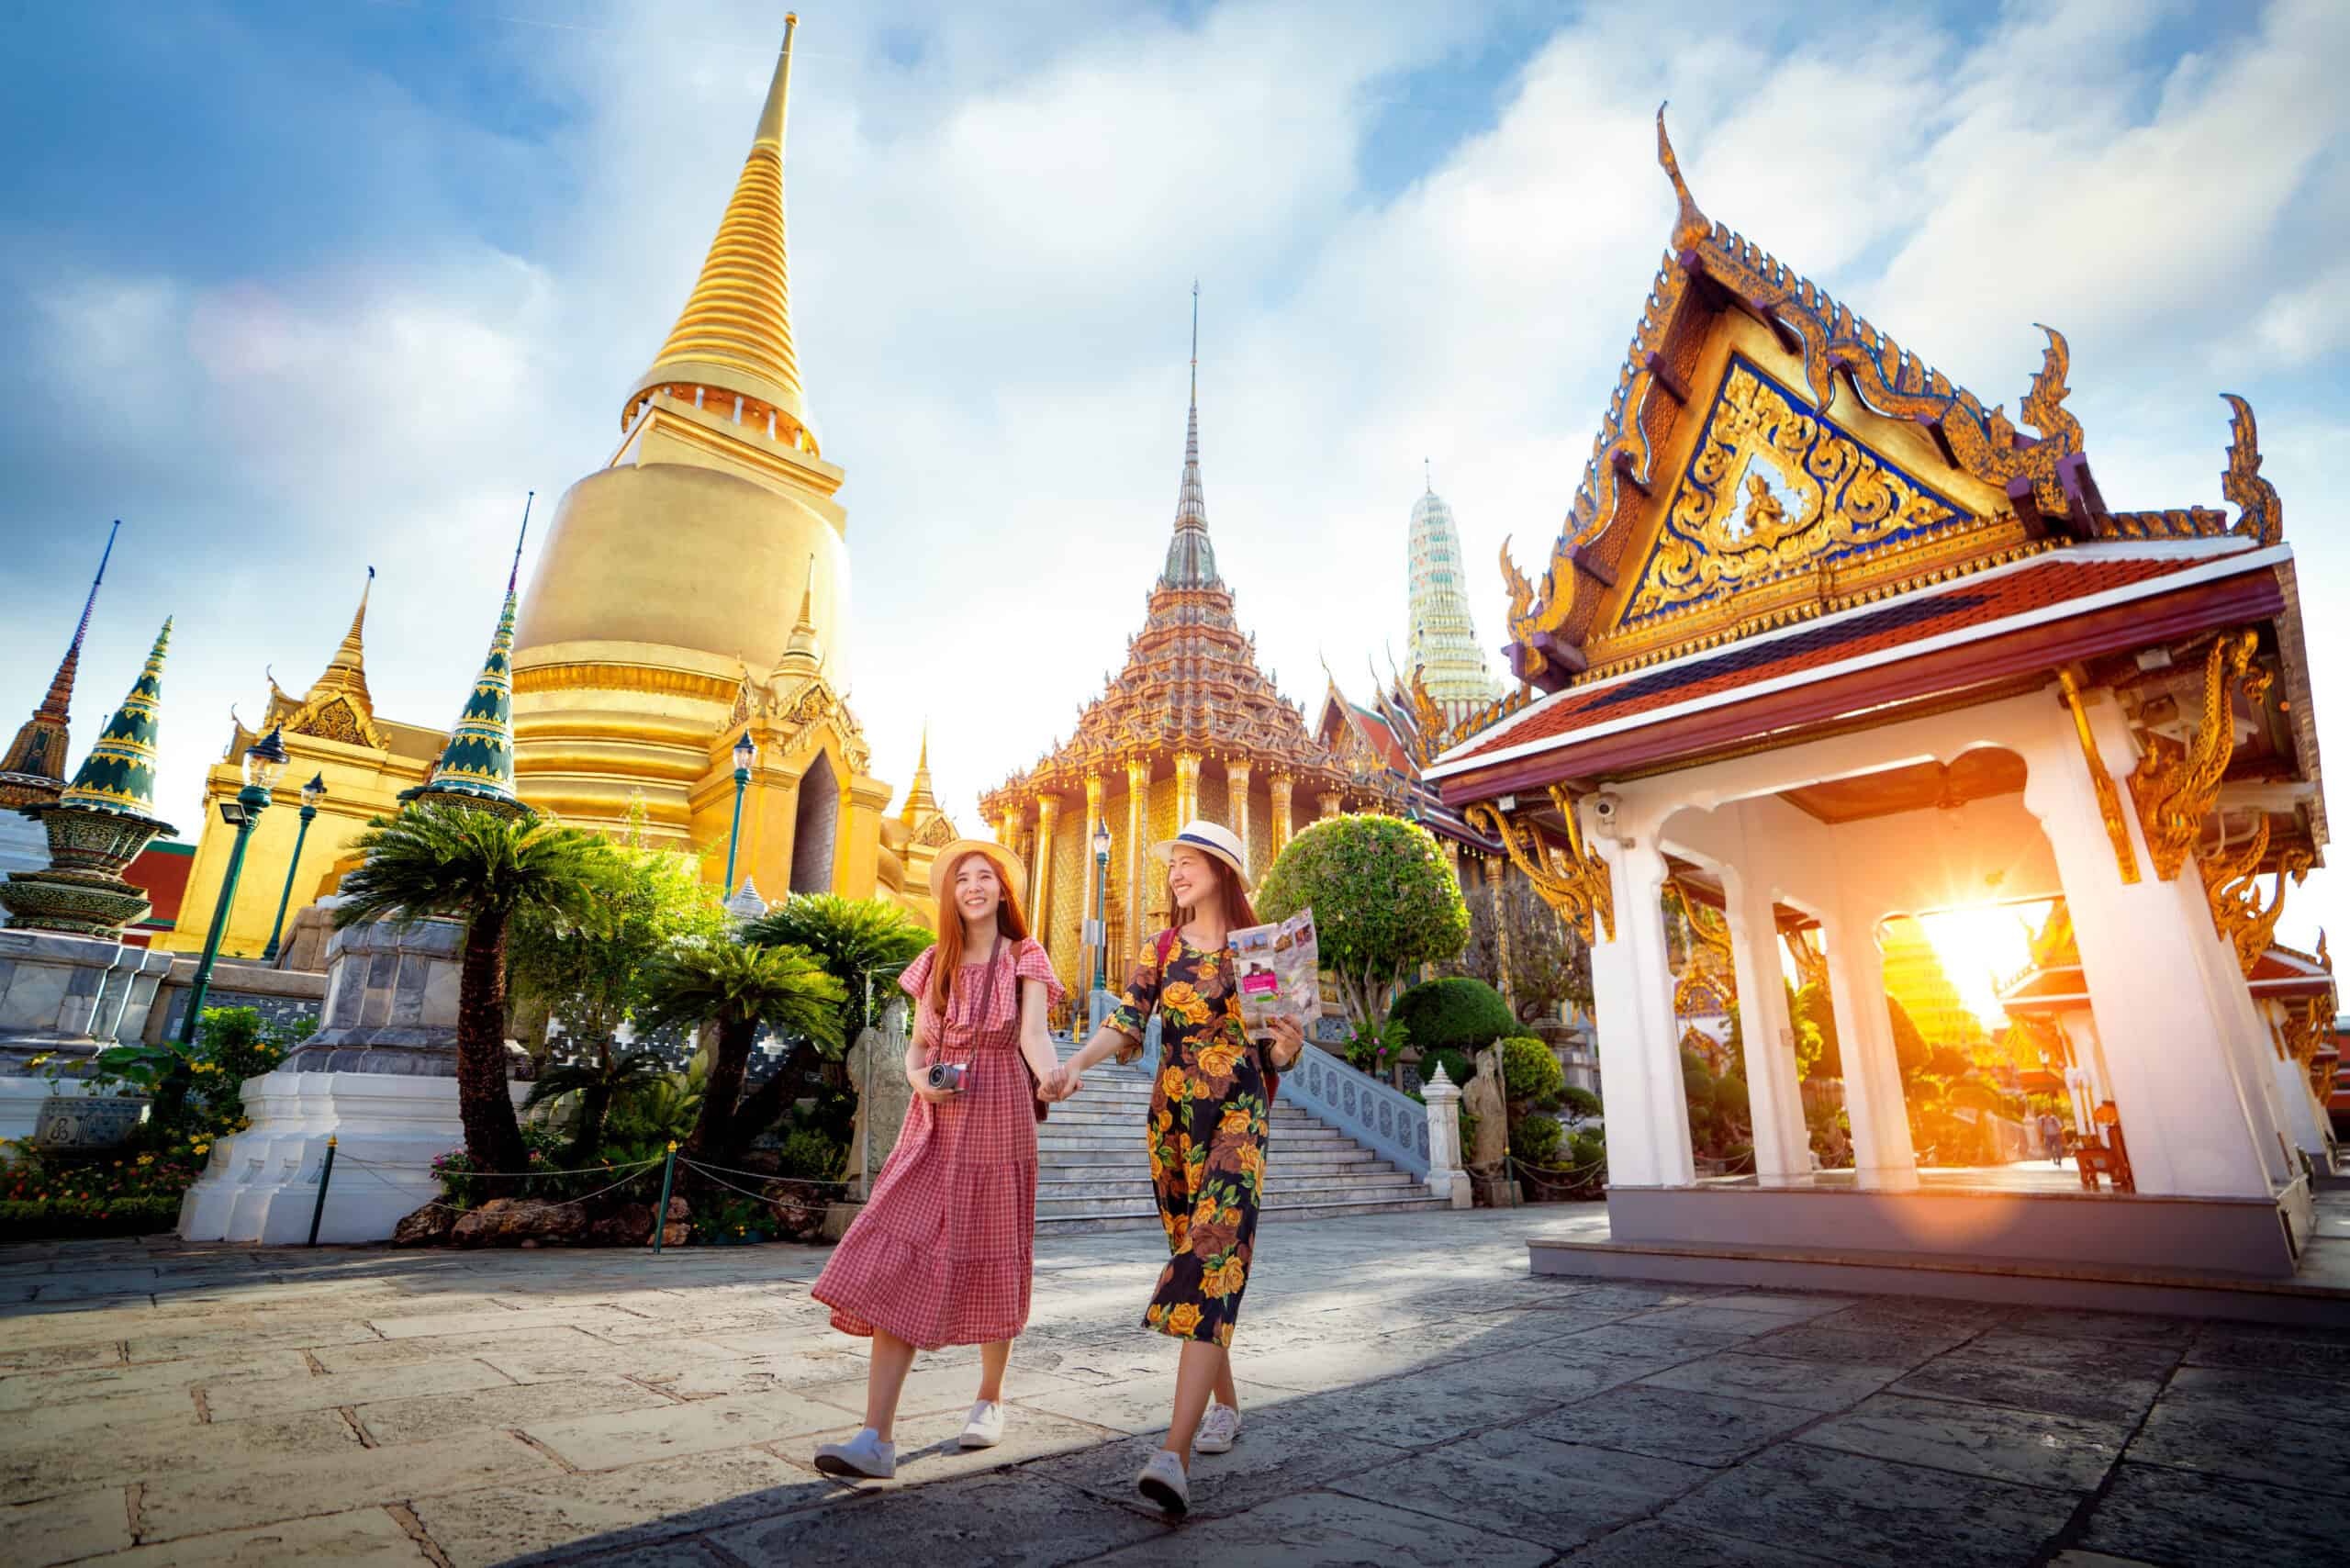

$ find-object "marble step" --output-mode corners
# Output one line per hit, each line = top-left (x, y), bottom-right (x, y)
(1035, 1193), (1451, 1235)
(1036, 1131), (1360, 1155)
(1040, 1150), (1393, 1177)
(1035, 1177), (1426, 1215)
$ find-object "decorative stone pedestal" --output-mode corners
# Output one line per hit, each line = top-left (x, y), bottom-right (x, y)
(0, 928), (176, 1152)
(178, 907), (526, 1244)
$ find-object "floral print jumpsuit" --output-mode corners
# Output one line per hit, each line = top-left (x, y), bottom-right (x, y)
(1106, 933), (1280, 1348)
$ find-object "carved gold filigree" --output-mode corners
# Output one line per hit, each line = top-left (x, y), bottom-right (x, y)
(2202, 815), (2311, 980)
(1628, 360), (1965, 622)
(2280, 996), (2329, 1086)
(2220, 394), (2282, 548)
(1463, 785), (1614, 943)
(1501, 108), (2089, 682)
(1667, 880), (1738, 1016)
(2057, 671), (2141, 886)
(2129, 630), (2266, 882)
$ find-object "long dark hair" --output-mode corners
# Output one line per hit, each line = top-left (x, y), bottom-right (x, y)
(1165, 849), (1257, 936)
(928, 850), (1029, 1014)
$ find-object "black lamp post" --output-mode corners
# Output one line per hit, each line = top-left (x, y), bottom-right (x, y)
(723, 731), (755, 890)
(1091, 817), (1113, 992)
(178, 726), (290, 1045)
(260, 772), (327, 963)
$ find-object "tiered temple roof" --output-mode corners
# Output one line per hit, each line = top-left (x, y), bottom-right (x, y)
(0, 523), (117, 811)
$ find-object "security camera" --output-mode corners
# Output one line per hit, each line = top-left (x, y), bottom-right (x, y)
(1589, 792), (1625, 841)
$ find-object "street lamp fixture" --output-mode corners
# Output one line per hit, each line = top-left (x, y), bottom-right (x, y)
(261, 772), (328, 964)
(724, 732), (755, 892)
(1091, 818), (1113, 994)
(179, 727), (291, 1044)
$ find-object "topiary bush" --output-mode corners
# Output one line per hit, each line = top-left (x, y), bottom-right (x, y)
(1257, 814), (1471, 1029)
(1509, 1113), (1563, 1166)
(1560, 1085), (1603, 1124)
(1391, 978), (1515, 1054)
(1498, 1036), (1564, 1110)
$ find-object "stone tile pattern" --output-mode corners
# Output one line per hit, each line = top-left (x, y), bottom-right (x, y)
(0, 1210), (2344, 1566)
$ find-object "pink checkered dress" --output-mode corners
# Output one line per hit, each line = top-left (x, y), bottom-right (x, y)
(811, 936), (1063, 1350)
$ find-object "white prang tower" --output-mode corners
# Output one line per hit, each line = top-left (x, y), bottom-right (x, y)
(1406, 465), (1500, 705)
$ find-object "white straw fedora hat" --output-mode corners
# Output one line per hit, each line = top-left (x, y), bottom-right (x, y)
(1150, 820), (1252, 891)
(927, 838), (1029, 908)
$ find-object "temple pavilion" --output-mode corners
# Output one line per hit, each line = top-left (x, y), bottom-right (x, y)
(1427, 113), (2333, 1283)
(979, 321), (1413, 996)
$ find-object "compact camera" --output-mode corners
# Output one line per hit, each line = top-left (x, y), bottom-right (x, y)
(925, 1062), (967, 1092)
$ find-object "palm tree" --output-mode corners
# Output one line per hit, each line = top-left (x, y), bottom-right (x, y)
(522, 1045), (674, 1164)
(636, 939), (845, 1163)
(336, 803), (616, 1186)
(743, 893), (931, 1039)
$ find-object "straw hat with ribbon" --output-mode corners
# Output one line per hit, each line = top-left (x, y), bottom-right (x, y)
(1150, 819), (1252, 891)
(927, 838), (1029, 910)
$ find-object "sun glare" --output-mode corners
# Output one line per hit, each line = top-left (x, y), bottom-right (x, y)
(1915, 902), (2053, 1032)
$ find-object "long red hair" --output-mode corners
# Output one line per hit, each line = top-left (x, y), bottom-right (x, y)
(1163, 848), (1257, 938)
(929, 850), (1031, 1014)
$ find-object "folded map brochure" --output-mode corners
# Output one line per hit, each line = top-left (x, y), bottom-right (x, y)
(1230, 908), (1319, 1038)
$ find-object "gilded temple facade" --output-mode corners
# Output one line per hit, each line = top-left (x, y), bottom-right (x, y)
(979, 340), (1391, 995)
(157, 17), (944, 958)
(1428, 112), (2333, 1281)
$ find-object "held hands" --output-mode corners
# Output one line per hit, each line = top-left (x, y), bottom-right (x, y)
(1038, 1063), (1085, 1103)
(1265, 1015), (1306, 1070)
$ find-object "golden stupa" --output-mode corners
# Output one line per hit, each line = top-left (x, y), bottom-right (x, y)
(159, 16), (948, 958)
(509, 13), (945, 914)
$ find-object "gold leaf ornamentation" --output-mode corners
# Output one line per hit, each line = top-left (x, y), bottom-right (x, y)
(2057, 671), (2141, 886)
(1463, 786), (1614, 944)
(2128, 630), (2266, 883)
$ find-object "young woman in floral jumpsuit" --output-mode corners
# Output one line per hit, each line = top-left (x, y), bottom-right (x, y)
(1053, 820), (1305, 1516)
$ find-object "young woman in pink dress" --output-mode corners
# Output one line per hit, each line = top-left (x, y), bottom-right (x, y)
(809, 839), (1064, 1479)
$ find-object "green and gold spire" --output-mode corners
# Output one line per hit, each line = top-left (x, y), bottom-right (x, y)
(405, 502), (530, 816)
(0, 521), (118, 806)
(54, 616), (174, 825)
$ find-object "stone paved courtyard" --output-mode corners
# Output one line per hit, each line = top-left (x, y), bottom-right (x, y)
(4, 1207), (2348, 1567)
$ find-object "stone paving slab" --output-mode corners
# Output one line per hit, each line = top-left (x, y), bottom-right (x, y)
(3, 1206), (2347, 1565)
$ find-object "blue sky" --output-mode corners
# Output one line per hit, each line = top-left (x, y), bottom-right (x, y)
(3, 0), (2345, 952)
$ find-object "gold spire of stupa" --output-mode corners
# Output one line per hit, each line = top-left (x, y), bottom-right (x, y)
(625, 13), (811, 449)
(900, 723), (939, 823)
(308, 566), (374, 705)
(775, 556), (824, 677)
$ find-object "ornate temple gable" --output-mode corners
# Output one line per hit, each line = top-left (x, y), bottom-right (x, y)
(1499, 109), (2288, 693)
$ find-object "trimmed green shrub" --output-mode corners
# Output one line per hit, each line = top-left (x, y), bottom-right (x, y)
(1391, 978), (1515, 1054)
(775, 1127), (845, 1183)
(1510, 1114), (1563, 1166)
(1560, 1085), (1603, 1124)
(1258, 814), (1471, 1028)
(1498, 1036), (1564, 1110)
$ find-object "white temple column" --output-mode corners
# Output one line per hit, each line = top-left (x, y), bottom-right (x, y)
(1587, 832), (1695, 1188)
(2017, 694), (2278, 1199)
(1722, 868), (1807, 1186)
(1819, 908), (1919, 1191)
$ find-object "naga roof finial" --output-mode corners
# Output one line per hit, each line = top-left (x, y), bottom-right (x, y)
(1656, 103), (1709, 252)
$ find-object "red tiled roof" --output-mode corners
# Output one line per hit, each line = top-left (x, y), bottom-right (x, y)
(1453, 554), (2218, 766)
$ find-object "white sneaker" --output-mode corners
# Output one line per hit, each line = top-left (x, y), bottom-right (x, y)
(958, 1399), (1005, 1449)
(1193, 1402), (1241, 1454)
(811, 1428), (896, 1479)
(1137, 1448), (1190, 1515)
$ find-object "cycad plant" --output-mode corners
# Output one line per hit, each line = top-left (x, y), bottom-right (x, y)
(636, 939), (845, 1163)
(522, 1045), (674, 1164)
(336, 803), (617, 1188)
(742, 893), (931, 1039)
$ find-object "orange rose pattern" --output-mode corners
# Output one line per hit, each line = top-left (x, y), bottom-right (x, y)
(1104, 932), (1277, 1345)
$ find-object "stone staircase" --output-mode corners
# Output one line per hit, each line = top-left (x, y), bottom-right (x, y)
(1036, 1061), (1449, 1235)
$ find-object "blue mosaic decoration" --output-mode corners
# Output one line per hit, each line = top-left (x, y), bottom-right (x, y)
(1620, 353), (1973, 628)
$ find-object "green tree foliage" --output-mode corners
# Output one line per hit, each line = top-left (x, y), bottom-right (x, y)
(1559, 1085), (1603, 1125)
(1498, 1036), (1564, 1110)
(522, 1047), (675, 1165)
(1392, 977), (1516, 1053)
(507, 827), (729, 1068)
(337, 804), (619, 1187)
(744, 893), (933, 1041)
(1257, 813), (1469, 1027)
(635, 939), (846, 1164)
(1794, 982), (1841, 1079)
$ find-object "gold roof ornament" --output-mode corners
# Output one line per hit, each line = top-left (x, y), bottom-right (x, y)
(899, 722), (940, 823)
(775, 556), (824, 679)
(311, 566), (375, 707)
(624, 13), (812, 450)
